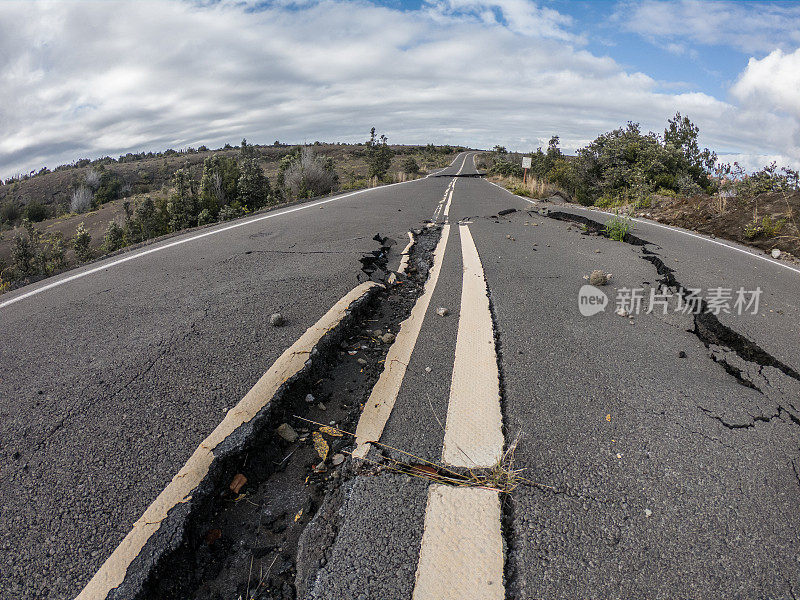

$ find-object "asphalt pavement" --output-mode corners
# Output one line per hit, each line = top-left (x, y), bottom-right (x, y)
(0, 161), (462, 599)
(3, 152), (799, 599)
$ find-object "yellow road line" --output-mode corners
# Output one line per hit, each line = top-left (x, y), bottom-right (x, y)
(352, 223), (451, 459)
(441, 224), (503, 467)
(412, 485), (504, 600)
(78, 281), (381, 600)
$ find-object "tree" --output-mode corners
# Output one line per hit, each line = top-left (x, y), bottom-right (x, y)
(240, 138), (256, 160)
(366, 128), (393, 179)
(547, 136), (562, 160)
(102, 221), (124, 253)
(166, 168), (198, 231)
(73, 222), (92, 262)
(199, 156), (240, 216)
(664, 112), (717, 188)
(402, 156), (420, 174)
(237, 158), (271, 210)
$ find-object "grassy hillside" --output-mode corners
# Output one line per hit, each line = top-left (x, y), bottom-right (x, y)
(0, 141), (464, 293)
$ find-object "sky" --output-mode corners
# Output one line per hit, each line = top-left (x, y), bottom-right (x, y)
(1, 0), (799, 179)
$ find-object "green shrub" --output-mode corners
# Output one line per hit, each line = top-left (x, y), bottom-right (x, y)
(744, 215), (784, 239)
(93, 172), (123, 204)
(490, 159), (523, 178)
(218, 202), (245, 221)
(340, 178), (370, 191)
(604, 212), (634, 241)
(9, 220), (65, 278)
(402, 157), (420, 174)
(11, 230), (36, 276)
(73, 222), (93, 262)
(25, 201), (48, 222)
(0, 200), (20, 224)
(197, 208), (214, 225)
(102, 221), (125, 253)
(237, 158), (271, 210)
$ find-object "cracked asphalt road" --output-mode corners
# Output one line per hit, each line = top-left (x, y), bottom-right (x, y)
(0, 159), (468, 599)
(3, 153), (800, 599)
(308, 177), (800, 600)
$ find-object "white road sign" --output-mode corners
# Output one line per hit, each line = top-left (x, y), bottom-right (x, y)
(522, 157), (532, 169)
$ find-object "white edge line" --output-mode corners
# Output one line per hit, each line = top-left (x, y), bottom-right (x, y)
(484, 180), (800, 277)
(0, 178), (425, 310)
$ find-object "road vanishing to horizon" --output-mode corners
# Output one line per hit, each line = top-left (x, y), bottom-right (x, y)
(2, 151), (800, 599)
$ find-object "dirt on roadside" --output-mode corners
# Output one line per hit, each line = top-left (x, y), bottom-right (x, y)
(634, 190), (800, 259)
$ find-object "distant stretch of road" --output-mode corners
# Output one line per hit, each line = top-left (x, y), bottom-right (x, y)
(2, 151), (799, 599)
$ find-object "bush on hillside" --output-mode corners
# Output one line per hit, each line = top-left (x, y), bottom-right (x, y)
(282, 148), (338, 199)
(0, 200), (20, 224)
(102, 221), (125, 253)
(402, 156), (420, 174)
(237, 158), (272, 210)
(71, 185), (94, 213)
(73, 222), (92, 262)
(25, 201), (48, 222)
(199, 155), (240, 217)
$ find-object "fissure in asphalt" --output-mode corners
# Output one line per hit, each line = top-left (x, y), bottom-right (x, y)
(543, 208), (800, 426)
(135, 227), (441, 600)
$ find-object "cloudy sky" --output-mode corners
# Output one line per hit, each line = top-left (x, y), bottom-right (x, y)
(1, 0), (799, 179)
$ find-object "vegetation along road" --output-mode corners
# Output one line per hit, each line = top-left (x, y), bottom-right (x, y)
(2, 152), (799, 599)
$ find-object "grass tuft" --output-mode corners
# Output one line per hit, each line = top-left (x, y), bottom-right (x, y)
(604, 211), (634, 241)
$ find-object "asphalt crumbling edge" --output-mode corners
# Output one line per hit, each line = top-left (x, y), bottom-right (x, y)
(78, 274), (404, 600)
(485, 272), (517, 595)
(78, 226), (442, 599)
(77, 282), (383, 600)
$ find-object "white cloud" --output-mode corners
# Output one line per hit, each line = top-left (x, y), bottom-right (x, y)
(732, 48), (800, 116)
(617, 0), (800, 54)
(0, 0), (798, 178)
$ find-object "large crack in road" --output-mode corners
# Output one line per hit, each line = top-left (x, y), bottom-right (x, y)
(543, 208), (800, 436)
(136, 226), (442, 600)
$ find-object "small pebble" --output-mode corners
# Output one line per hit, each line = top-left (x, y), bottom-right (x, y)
(276, 423), (298, 443)
(436, 307), (449, 317)
(357, 358), (367, 365)
(269, 313), (285, 327)
(305, 393), (315, 403)
(425, 366), (432, 373)
(331, 454), (345, 466)
(381, 332), (396, 344)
